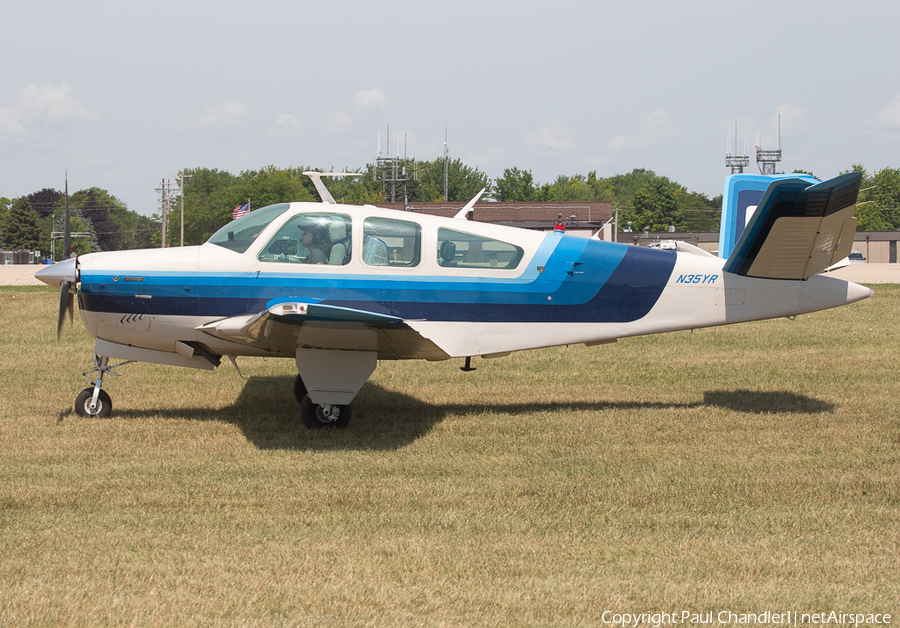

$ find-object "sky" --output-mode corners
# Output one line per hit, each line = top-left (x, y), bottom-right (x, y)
(2, 0), (899, 216)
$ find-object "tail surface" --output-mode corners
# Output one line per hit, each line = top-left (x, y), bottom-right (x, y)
(721, 172), (862, 280)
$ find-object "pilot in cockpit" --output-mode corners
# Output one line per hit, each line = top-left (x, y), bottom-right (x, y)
(300, 223), (329, 264)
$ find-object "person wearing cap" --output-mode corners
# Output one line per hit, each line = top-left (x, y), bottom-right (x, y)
(301, 223), (329, 264)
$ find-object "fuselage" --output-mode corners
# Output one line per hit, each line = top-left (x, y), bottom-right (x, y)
(62, 201), (873, 361)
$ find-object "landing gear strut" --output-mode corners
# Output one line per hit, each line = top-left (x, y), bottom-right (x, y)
(74, 355), (129, 418)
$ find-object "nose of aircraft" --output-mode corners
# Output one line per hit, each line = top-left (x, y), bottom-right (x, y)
(35, 257), (78, 289)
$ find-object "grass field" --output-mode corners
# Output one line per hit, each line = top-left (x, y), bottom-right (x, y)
(1, 285), (898, 626)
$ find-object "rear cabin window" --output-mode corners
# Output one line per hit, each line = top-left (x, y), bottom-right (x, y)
(363, 217), (421, 267)
(258, 213), (352, 265)
(437, 228), (524, 269)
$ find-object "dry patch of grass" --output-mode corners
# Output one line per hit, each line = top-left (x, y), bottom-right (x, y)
(1, 286), (898, 626)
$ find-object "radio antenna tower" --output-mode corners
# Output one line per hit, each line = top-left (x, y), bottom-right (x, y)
(725, 122), (750, 174)
(375, 124), (416, 207)
(756, 114), (782, 175)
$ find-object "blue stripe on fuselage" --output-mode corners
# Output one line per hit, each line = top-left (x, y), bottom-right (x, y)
(78, 237), (676, 323)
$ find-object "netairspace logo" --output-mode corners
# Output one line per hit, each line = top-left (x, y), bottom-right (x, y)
(600, 610), (892, 627)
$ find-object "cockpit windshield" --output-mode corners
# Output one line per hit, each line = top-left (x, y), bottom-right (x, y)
(207, 203), (291, 253)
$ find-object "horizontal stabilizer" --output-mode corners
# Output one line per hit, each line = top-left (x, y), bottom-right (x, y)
(723, 172), (862, 280)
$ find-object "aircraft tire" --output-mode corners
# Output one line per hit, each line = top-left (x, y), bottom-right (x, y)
(293, 374), (308, 404)
(75, 388), (112, 418)
(300, 395), (351, 429)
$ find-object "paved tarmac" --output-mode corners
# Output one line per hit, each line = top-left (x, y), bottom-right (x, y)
(3, 262), (900, 287)
(0, 265), (47, 286)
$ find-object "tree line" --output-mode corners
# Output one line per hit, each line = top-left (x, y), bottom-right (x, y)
(2, 158), (898, 257)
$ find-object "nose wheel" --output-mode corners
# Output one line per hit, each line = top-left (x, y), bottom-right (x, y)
(73, 355), (130, 418)
(75, 387), (112, 418)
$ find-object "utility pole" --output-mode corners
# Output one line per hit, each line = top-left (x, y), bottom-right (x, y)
(156, 179), (175, 247)
(177, 172), (193, 246)
(443, 127), (449, 202)
(63, 171), (70, 258)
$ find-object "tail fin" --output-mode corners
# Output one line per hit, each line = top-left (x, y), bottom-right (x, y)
(718, 173), (818, 259)
(722, 172), (862, 280)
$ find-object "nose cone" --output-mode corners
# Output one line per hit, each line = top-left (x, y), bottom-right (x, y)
(35, 257), (77, 289)
(846, 281), (875, 303)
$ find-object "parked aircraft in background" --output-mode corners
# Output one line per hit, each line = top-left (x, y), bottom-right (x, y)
(37, 171), (870, 428)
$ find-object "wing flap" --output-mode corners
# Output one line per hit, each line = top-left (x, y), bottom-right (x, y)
(197, 300), (449, 360)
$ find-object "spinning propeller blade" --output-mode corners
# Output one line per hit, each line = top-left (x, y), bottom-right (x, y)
(57, 280), (75, 339)
(34, 257), (79, 339)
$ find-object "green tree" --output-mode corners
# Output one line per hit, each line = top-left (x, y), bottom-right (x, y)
(51, 206), (97, 257)
(170, 168), (238, 246)
(170, 166), (316, 246)
(869, 167), (900, 229)
(621, 179), (685, 232)
(850, 164), (898, 231)
(604, 169), (670, 208)
(409, 157), (490, 202)
(494, 167), (536, 201)
(67, 188), (132, 251)
(0, 197), (11, 243)
(677, 189), (721, 231)
(3, 197), (45, 252)
(26, 188), (62, 219)
(547, 175), (596, 201)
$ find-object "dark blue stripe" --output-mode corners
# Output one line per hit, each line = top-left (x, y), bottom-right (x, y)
(79, 241), (675, 324)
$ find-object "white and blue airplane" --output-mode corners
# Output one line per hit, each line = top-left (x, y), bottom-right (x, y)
(37, 170), (871, 428)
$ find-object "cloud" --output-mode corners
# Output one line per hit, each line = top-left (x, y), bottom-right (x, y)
(354, 87), (387, 111)
(525, 120), (576, 152)
(0, 107), (27, 138)
(606, 110), (678, 153)
(188, 100), (249, 130)
(326, 110), (352, 133)
(866, 94), (900, 130)
(267, 112), (303, 137)
(774, 103), (810, 132)
(0, 82), (97, 139)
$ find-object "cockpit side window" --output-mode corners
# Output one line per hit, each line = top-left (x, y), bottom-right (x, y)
(207, 203), (291, 253)
(437, 227), (524, 269)
(259, 213), (352, 265)
(363, 217), (421, 267)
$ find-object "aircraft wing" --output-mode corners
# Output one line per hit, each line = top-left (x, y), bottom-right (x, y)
(197, 300), (450, 361)
(723, 171), (862, 280)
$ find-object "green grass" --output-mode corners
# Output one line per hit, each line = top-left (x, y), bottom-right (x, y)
(1, 286), (898, 626)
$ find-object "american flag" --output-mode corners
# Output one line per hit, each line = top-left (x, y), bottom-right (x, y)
(232, 202), (250, 220)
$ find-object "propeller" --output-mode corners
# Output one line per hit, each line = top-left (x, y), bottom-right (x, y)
(57, 279), (75, 339)
(34, 256), (79, 338)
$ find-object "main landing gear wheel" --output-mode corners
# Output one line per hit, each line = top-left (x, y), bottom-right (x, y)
(75, 387), (112, 418)
(293, 374), (308, 404)
(300, 395), (351, 429)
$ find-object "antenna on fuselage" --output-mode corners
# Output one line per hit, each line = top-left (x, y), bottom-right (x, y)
(453, 188), (486, 220)
(303, 172), (361, 204)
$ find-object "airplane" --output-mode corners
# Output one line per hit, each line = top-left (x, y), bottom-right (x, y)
(36, 170), (871, 428)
